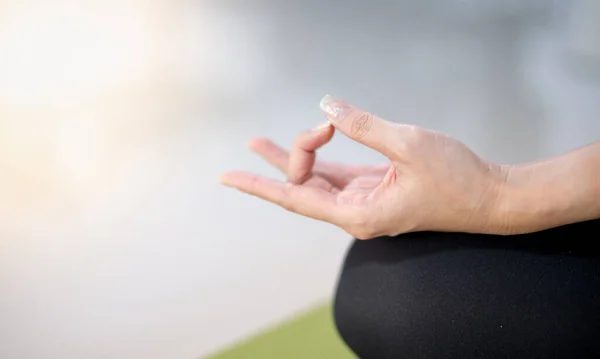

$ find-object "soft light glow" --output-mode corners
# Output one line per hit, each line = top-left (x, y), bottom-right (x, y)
(0, 2), (156, 108)
(0, 1), (169, 216)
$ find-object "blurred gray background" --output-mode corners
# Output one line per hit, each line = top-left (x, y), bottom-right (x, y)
(1, 0), (599, 358)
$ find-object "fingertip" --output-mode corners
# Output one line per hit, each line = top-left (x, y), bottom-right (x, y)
(247, 137), (267, 151)
(310, 122), (335, 142)
(312, 121), (332, 132)
(219, 171), (243, 186)
(323, 122), (336, 140)
(319, 95), (352, 124)
(219, 173), (232, 186)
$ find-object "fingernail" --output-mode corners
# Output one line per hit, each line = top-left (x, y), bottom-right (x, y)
(312, 121), (331, 131)
(319, 95), (351, 123)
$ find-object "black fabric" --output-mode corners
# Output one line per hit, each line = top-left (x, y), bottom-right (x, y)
(334, 219), (600, 359)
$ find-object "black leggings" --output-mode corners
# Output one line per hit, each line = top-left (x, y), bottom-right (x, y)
(334, 220), (600, 359)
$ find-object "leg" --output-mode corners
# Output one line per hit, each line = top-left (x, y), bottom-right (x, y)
(334, 220), (600, 359)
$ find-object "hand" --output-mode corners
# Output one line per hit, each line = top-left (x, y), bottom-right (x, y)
(247, 126), (390, 195)
(221, 96), (509, 239)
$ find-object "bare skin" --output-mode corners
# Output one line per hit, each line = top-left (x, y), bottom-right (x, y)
(221, 96), (600, 239)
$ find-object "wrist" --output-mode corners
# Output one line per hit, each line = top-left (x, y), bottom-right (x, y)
(490, 164), (548, 235)
(491, 160), (597, 235)
(452, 162), (511, 235)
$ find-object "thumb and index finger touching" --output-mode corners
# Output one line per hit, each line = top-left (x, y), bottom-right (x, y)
(289, 95), (401, 183)
(319, 95), (402, 160)
(220, 95), (404, 225)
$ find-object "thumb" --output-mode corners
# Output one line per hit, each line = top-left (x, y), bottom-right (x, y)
(319, 95), (398, 159)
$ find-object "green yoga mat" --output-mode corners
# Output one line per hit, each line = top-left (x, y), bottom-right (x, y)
(205, 304), (356, 359)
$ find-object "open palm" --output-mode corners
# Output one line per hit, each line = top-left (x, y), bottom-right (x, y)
(248, 125), (391, 205)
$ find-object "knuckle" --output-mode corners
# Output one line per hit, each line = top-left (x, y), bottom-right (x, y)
(292, 134), (305, 150)
(293, 130), (314, 150)
(396, 125), (426, 152)
(350, 113), (374, 139)
(280, 184), (296, 211)
(248, 174), (261, 191)
(409, 126), (428, 145)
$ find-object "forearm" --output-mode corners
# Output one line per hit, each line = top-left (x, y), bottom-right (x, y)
(494, 141), (600, 235)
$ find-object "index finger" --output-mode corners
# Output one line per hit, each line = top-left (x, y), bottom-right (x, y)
(288, 123), (334, 184)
